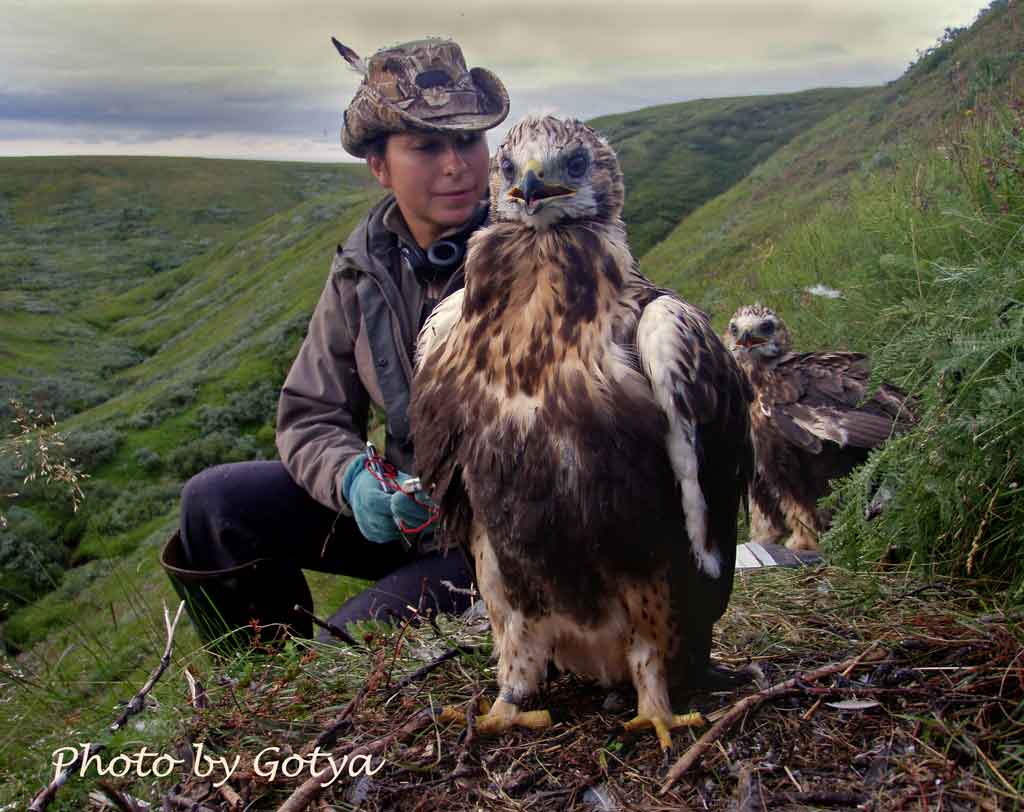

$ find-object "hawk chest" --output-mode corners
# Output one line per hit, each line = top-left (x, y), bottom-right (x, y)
(450, 307), (680, 581)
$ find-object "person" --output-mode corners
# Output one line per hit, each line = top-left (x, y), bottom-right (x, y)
(160, 37), (510, 651)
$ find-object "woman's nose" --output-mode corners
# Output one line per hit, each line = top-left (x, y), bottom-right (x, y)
(442, 142), (469, 174)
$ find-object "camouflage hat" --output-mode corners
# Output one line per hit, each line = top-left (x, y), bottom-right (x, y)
(333, 37), (510, 158)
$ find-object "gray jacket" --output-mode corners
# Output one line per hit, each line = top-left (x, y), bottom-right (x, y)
(275, 195), (480, 513)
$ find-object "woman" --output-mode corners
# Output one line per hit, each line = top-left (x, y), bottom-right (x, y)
(161, 38), (509, 650)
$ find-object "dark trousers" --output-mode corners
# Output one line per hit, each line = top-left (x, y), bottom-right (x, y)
(178, 461), (475, 638)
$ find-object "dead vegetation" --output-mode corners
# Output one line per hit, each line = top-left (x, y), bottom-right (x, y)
(75, 566), (1022, 812)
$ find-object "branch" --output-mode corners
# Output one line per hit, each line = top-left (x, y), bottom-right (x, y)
(27, 743), (104, 812)
(660, 645), (886, 794)
(111, 601), (185, 732)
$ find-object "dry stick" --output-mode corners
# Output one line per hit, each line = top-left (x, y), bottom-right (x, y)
(390, 645), (481, 693)
(275, 709), (435, 812)
(217, 781), (245, 811)
(111, 601), (186, 732)
(96, 780), (145, 812)
(28, 602), (187, 811)
(293, 604), (363, 649)
(736, 764), (767, 812)
(164, 793), (219, 812)
(27, 743), (104, 812)
(765, 790), (868, 807)
(801, 638), (881, 722)
(660, 645), (886, 795)
(310, 685), (369, 751)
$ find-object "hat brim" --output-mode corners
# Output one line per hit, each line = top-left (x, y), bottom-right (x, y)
(342, 66), (510, 158)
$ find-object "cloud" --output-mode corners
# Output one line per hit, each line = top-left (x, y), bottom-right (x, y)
(0, 0), (988, 159)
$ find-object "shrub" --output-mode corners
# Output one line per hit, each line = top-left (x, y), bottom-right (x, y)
(166, 431), (261, 479)
(86, 483), (180, 537)
(63, 427), (123, 470)
(0, 507), (65, 613)
(133, 447), (162, 473)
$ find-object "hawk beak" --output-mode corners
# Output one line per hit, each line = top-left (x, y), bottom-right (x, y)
(508, 159), (573, 212)
(738, 331), (764, 349)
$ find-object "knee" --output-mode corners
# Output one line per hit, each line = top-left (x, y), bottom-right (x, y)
(180, 464), (238, 534)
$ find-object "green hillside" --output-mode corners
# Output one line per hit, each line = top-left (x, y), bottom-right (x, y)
(0, 157), (377, 418)
(589, 87), (868, 256)
(640, 0), (1024, 318)
(3, 2), (1024, 804)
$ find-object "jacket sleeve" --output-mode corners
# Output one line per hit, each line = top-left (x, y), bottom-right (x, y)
(276, 263), (369, 514)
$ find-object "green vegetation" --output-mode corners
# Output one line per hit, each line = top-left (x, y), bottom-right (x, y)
(590, 87), (867, 256)
(640, 0), (1024, 316)
(3, 2), (1024, 805)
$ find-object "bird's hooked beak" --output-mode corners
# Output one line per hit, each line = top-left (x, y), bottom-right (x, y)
(737, 330), (766, 350)
(508, 159), (574, 214)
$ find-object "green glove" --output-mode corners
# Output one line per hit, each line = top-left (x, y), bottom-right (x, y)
(340, 453), (401, 543)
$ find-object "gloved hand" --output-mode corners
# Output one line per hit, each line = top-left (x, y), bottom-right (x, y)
(340, 453), (401, 543)
(389, 476), (437, 537)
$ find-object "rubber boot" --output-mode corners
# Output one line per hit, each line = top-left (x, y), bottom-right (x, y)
(159, 529), (314, 655)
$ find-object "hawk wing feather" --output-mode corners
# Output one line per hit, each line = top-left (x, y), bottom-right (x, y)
(767, 351), (913, 452)
(412, 289), (472, 553)
(636, 295), (754, 579)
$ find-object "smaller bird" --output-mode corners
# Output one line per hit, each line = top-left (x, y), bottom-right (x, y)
(724, 304), (914, 551)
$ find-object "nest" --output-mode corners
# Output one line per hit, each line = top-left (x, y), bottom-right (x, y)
(87, 566), (1023, 812)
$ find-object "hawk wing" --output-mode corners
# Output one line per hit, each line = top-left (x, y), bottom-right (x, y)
(635, 294), (754, 579)
(764, 352), (914, 454)
(410, 289), (474, 552)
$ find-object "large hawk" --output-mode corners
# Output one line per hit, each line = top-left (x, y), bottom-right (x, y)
(410, 116), (753, 749)
(724, 304), (915, 551)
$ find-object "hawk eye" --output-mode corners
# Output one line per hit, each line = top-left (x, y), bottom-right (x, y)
(763, 322), (776, 335)
(566, 152), (588, 178)
(500, 157), (515, 183)
(729, 323), (738, 335)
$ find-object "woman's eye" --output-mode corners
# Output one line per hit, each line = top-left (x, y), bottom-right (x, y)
(567, 153), (588, 178)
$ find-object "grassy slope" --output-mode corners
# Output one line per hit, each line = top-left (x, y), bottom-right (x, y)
(589, 87), (868, 257)
(0, 158), (377, 410)
(640, 1), (1024, 324)
(4, 5), (1023, 804)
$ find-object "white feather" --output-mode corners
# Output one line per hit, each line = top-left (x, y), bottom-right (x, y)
(636, 295), (720, 579)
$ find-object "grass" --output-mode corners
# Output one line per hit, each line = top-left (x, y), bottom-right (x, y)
(3, 3), (1024, 806)
(9, 565), (1020, 810)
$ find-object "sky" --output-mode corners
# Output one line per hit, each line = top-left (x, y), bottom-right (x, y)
(0, 0), (989, 163)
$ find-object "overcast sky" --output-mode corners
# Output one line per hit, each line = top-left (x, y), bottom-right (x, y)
(0, 0), (988, 162)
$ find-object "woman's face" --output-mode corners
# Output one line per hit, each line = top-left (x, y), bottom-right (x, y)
(368, 131), (490, 248)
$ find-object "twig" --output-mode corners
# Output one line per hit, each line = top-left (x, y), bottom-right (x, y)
(96, 780), (146, 812)
(217, 782), (245, 811)
(765, 790), (868, 807)
(293, 604), (363, 649)
(111, 601), (185, 731)
(390, 645), (480, 693)
(660, 645), (886, 794)
(28, 603), (184, 810)
(311, 685), (368, 751)
(163, 793), (219, 812)
(801, 640), (871, 721)
(736, 763), (767, 812)
(275, 709), (434, 812)
(27, 743), (104, 811)
(183, 667), (208, 710)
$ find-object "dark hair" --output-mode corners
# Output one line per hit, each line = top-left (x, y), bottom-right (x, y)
(363, 134), (390, 161)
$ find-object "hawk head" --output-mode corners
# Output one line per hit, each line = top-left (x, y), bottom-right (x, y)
(725, 304), (792, 363)
(490, 115), (624, 229)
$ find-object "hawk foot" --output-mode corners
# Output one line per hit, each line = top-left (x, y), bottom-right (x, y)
(438, 697), (552, 734)
(622, 710), (705, 751)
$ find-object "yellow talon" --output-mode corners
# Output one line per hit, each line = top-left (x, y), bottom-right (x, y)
(622, 710), (705, 751)
(438, 697), (552, 734)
